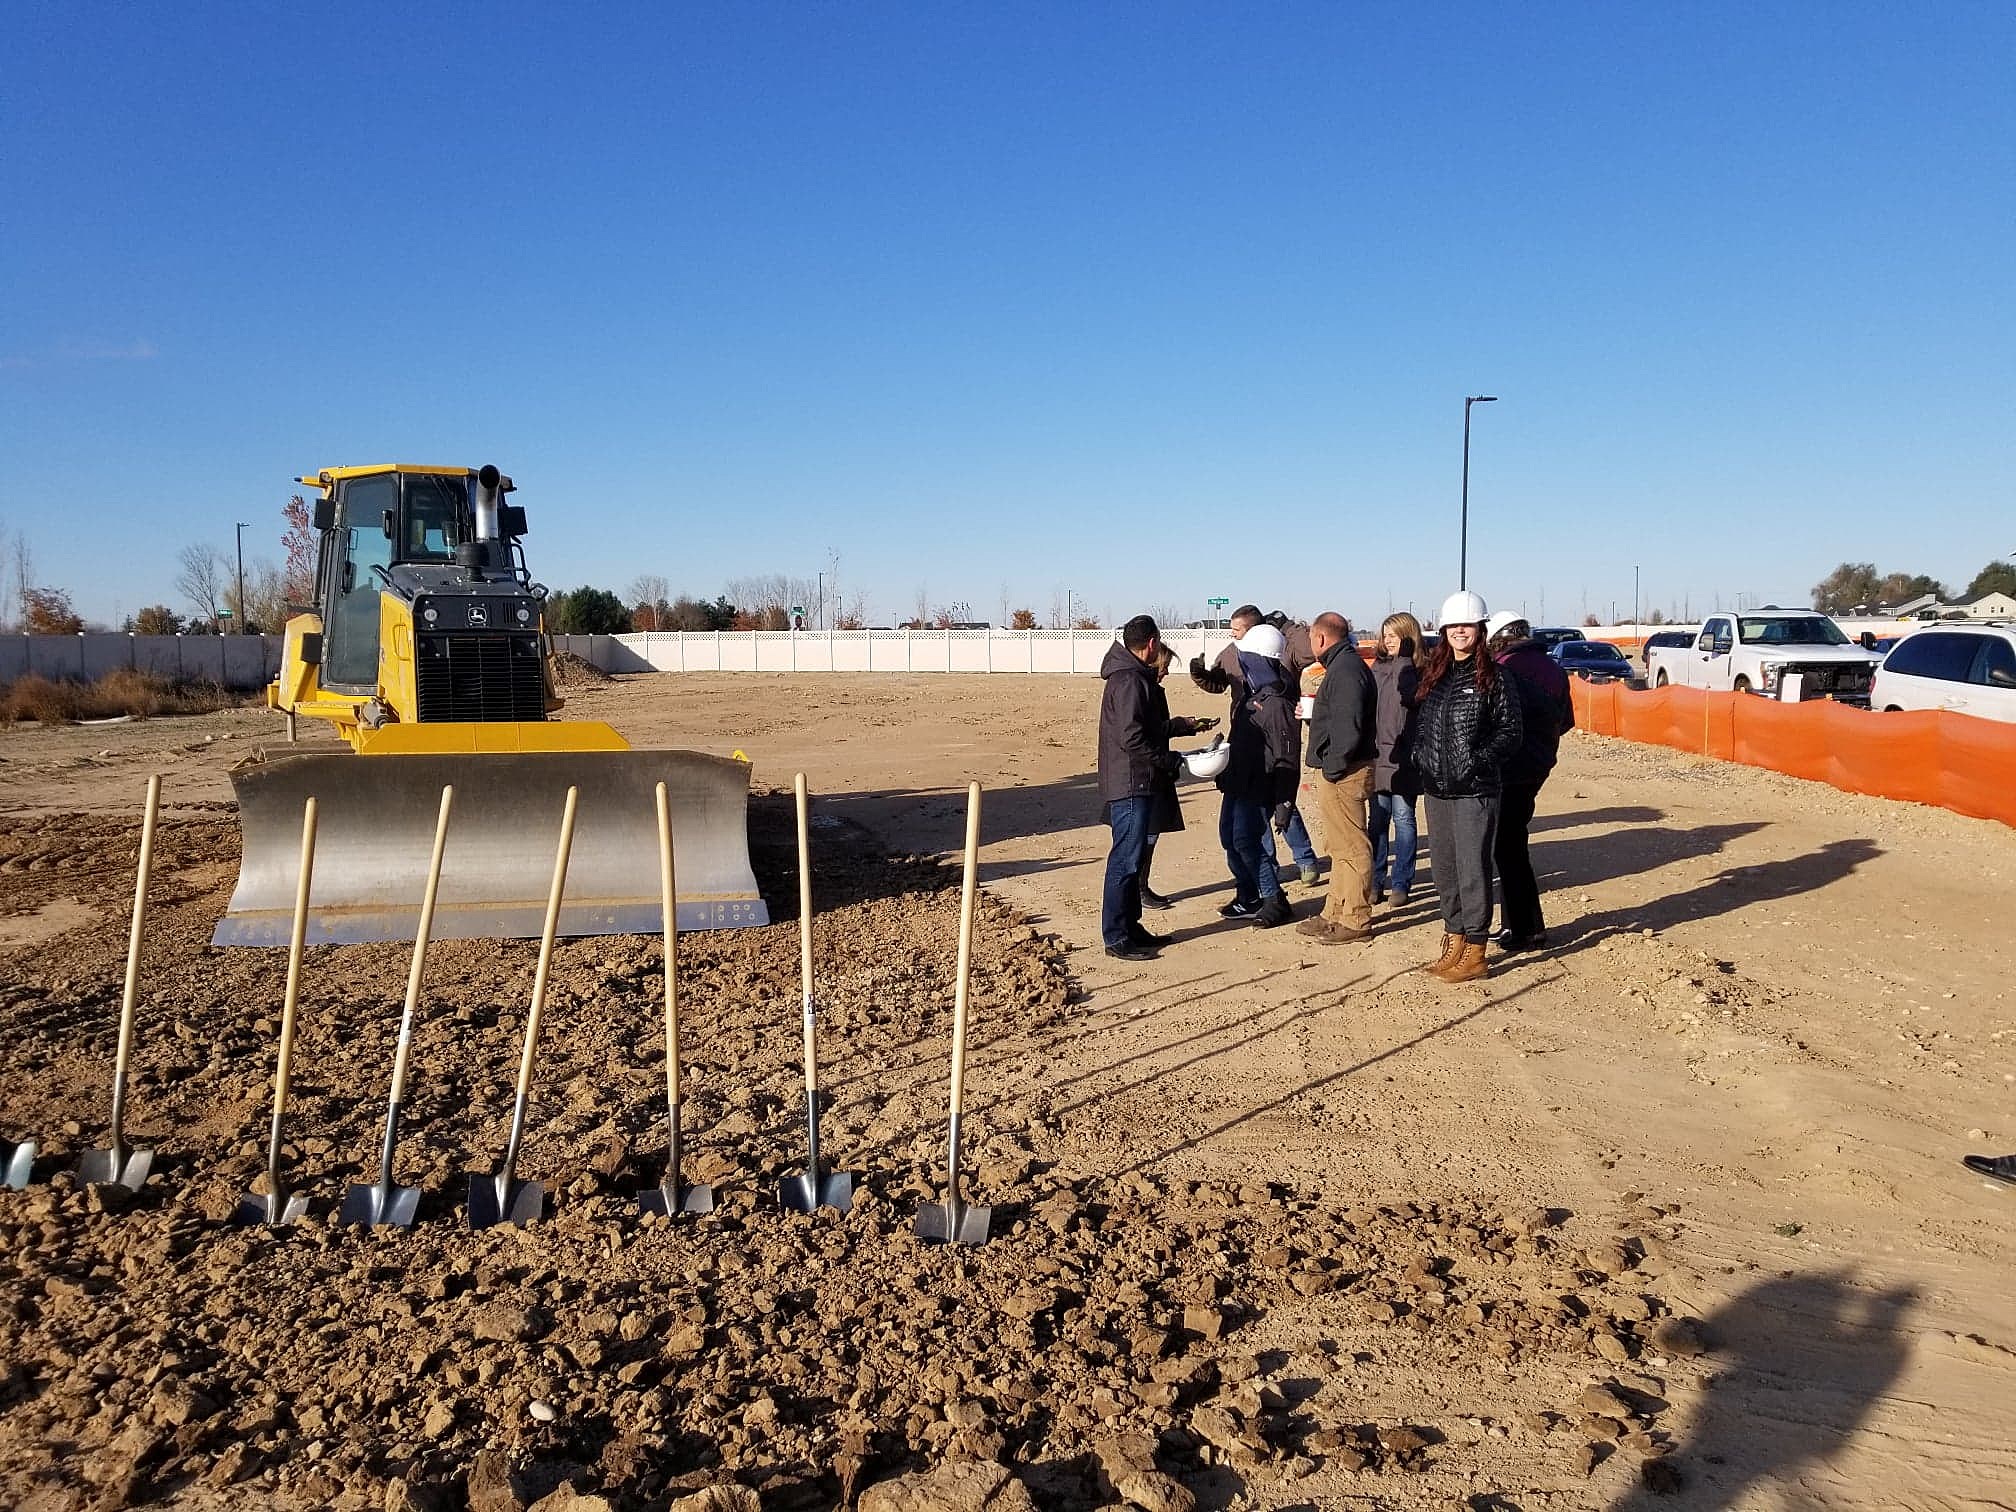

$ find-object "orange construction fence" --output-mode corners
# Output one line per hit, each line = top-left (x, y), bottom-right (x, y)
(1569, 680), (2016, 829)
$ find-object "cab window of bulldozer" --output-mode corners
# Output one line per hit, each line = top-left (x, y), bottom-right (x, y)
(324, 474), (395, 689)
(401, 474), (467, 563)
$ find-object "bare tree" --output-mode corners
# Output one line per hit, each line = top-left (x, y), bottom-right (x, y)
(1048, 588), (1067, 629)
(1144, 602), (1190, 632)
(834, 591), (868, 629)
(176, 543), (229, 624)
(628, 574), (671, 618)
(911, 584), (930, 629)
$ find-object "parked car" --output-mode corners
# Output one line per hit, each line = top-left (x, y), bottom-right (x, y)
(1530, 627), (1587, 651)
(1640, 629), (1696, 665)
(1550, 639), (1638, 682)
(1871, 624), (2016, 722)
(1645, 610), (1879, 705)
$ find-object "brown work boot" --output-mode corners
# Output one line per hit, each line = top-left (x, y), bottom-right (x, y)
(1421, 932), (1462, 976)
(1296, 917), (1371, 945)
(1437, 940), (1490, 983)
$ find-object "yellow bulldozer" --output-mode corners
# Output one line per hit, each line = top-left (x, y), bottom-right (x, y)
(213, 463), (768, 946)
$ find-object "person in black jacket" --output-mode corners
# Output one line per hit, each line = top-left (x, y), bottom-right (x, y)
(1214, 622), (1298, 927)
(1098, 616), (1181, 960)
(1487, 612), (1577, 952)
(1369, 611), (1426, 904)
(1413, 591), (1523, 982)
(1296, 612), (1377, 944)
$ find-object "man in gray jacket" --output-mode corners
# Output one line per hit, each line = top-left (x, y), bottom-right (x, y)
(1297, 612), (1377, 944)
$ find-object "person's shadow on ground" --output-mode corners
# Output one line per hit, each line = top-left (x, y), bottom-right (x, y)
(1608, 1270), (1916, 1509)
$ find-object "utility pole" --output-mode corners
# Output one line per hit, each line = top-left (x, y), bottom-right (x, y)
(1633, 565), (1640, 635)
(1459, 395), (1498, 590)
(816, 571), (824, 631)
(234, 522), (251, 633)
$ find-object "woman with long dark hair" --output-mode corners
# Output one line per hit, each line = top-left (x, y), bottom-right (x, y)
(1411, 591), (1522, 982)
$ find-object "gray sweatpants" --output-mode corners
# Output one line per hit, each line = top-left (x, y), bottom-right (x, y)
(1424, 793), (1500, 941)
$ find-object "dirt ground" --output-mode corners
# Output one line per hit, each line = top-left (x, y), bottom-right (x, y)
(0, 672), (2011, 1511)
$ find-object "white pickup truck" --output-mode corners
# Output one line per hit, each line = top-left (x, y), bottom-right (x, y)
(1646, 610), (1880, 705)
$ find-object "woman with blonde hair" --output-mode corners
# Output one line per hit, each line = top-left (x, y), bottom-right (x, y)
(1368, 611), (1426, 905)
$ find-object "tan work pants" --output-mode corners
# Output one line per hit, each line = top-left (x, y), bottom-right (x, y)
(1315, 763), (1374, 929)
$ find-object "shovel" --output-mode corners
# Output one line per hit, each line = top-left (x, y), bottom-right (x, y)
(637, 781), (713, 1217)
(234, 796), (319, 1226)
(76, 774), (163, 1191)
(1, 1139), (34, 1190)
(341, 785), (455, 1228)
(919, 782), (993, 1245)
(779, 772), (854, 1214)
(467, 786), (579, 1229)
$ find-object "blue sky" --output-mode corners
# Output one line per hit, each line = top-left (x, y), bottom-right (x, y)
(4, 3), (2011, 629)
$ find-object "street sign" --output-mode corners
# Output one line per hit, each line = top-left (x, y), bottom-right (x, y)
(790, 605), (804, 616)
(216, 609), (234, 618)
(1207, 597), (1229, 608)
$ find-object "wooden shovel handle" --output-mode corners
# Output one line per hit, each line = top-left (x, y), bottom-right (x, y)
(655, 781), (682, 1107)
(272, 797), (319, 1119)
(948, 782), (982, 1119)
(795, 772), (817, 1093)
(113, 775), (162, 1099)
(512, 786), (579, 1102)
(389, 785), (454, 1105)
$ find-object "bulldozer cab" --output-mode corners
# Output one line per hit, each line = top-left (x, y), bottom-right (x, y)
(314, 469), (475, 693)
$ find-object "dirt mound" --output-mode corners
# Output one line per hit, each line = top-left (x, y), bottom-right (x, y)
(0, 799), (1685, 1508)
(551, 653), (614, 688)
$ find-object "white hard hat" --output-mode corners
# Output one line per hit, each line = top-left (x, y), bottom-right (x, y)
(1182, 736), (1231, 780)
(1485, 609), (1525, 640)
(1439, 590), (1489, 627)
(1234, 624), (1286, 659)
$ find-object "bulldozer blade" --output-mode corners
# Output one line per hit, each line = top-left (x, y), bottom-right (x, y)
(466, 1171), (544, 1230)
(232, 1186), (311, 1227)
(779, 1169), (853, 1214)
(636, 1178), (715, 1217)
(339, 1180), (423, 1228)
(76, 1145), (152, 1191)
(917, 1197), (994, 1246)
(215, 750), (768, 946)
(2, 1140), (36, 1190)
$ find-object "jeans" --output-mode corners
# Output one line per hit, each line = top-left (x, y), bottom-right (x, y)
(1424, 793), (1499, 941)
(1103, 796), (1155, 948)
(1275, 803), (1318, 874)
(1220, 794), (1282, 904)
(1494, 781), (1545, 938)
(1369, 790), (1419, 894)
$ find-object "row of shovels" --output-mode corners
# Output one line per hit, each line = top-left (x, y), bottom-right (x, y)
(1, 772), (996, 1245)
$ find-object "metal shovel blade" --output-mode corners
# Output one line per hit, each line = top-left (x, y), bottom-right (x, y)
(339, 1180), (423, 1228)
(2, 1141), (35, 1190)
(917, 1198), (994, 1246)
(636, 1179), (715, 1217)
(76, 1146), (153, 1191)
(466, 1171), (544, 1230)
(779, 1169), (854, 1214)
(232, 1186), (311, 1227)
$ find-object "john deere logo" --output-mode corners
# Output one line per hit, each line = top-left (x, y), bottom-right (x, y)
(467, 605), (488, 627)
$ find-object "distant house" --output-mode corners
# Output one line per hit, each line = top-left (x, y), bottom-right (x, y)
(1878, 593), (1942, 618)
(1957, 591), (2016, 620)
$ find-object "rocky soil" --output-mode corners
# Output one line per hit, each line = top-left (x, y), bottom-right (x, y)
(0, 795), (1697, 1510)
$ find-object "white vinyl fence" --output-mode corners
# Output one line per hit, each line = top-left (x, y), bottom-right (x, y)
(0, 634), (283, 689)
(548, 628), (1224, 674)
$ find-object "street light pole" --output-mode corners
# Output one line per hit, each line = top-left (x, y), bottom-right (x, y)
(1460, 395), (1498, 590)
(1633, 565), (1640, 636)
(816, 571), (824, 631)
(234, 522), (251, 634)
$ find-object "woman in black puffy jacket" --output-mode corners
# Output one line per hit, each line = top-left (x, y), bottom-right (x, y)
(1412, 592), (1522, 982)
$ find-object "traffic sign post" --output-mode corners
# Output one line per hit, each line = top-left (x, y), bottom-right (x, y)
(1205, 596), (1229, 628)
